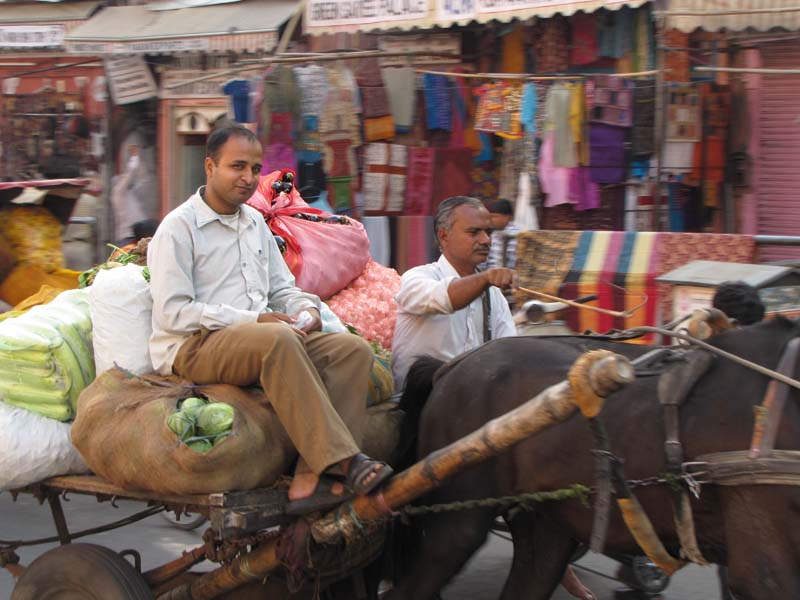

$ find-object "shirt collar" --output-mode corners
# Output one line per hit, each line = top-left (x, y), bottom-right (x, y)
(437, 254), (462, 278)
(190, 187), (257, 230)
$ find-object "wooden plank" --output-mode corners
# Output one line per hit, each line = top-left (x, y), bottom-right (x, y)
(37, 475), (214, 508)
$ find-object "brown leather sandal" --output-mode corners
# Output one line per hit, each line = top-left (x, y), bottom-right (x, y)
(345, 453), (394, 496)
(285, 475), (355, 516)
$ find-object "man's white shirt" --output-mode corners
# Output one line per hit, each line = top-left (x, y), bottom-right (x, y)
(391, 255), (515, 390)
(148, 188), (319, 375)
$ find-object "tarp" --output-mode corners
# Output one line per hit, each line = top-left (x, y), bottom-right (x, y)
(304, 0), (648, 36)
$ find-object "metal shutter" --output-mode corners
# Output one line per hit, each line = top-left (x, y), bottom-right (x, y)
(758, 43), (800, 261)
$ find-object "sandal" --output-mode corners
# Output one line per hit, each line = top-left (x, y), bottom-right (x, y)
(285, 475), (355, 516)
(345, 453), (394, 496)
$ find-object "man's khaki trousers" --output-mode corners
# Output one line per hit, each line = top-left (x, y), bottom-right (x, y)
(173, 322), (372, 475)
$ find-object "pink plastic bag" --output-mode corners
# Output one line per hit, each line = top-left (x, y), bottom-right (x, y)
(247, 171), (370, 299)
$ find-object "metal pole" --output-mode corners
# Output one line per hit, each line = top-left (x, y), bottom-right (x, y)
(653, 2), (668, 232)
(753, 235), (800, 245)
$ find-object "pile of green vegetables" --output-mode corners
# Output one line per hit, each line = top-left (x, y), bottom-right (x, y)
(79, 242), (150, 288)
(167, 396), (235, 453)
(0, 289), (93, 421)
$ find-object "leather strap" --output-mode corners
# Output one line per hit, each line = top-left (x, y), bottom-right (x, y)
(482, 288), (492, 344)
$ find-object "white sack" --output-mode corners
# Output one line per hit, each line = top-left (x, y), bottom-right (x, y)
(89, 265), (153, 375)
(0, 402), (89, 490)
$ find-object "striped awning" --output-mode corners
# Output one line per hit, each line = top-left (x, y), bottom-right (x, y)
(304, 0), (648, 36)
(64, 0), (298, 55)
(665, 1), (800, 33)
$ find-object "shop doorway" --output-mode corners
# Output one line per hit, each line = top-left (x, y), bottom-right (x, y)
(179, 134), (206, 202)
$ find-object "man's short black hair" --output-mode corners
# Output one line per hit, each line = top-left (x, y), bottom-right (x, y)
(712, 280), (765, 325)
(488, 199), (513, 216)
(206, 125), (259, 163)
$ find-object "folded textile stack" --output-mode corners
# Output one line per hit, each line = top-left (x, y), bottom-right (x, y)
(0, 288), (93, 421)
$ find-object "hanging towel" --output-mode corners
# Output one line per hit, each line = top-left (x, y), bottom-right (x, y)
(515, 172), (538, 231)
(381, 67), (416, 130)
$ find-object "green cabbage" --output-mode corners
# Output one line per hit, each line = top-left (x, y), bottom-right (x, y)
(196, 402), (235, 436)
(167, 411), (196, 441)
(187, 439), (213, 453)
(180, 396), (207, 411)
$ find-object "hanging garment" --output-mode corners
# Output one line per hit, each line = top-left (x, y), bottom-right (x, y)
(632, 80), (655, 156)
(545, 83), (576, 168)
(319, 67), (361, 178)
(223, 80), (251, 123)
(589, 124), (627, 184)
(515, 172), (539, 231)
(570, 12), (600, 66)
(293, 65), (330, 118)
(569, 167), (601, 211)
(362, 143), (408, 214)
(539, 131), (574, 207)
(501, 28), (526, 73)
(381, 67), (416, 131)
(530, 15), (570, 73)
(520, 83), (538, 134)
(423, 74), (452, 131)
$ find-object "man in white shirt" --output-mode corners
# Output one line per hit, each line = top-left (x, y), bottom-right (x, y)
(391, 196), (516, 391)
(148, 125), (391, 516)
(391, 196), (597, 600)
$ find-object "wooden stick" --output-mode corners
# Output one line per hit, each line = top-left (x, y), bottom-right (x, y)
(164, 50), (460, 89)
(518, 286), (647, 319)
(695, 66), (800, 75)
(414, 68), (660, 80)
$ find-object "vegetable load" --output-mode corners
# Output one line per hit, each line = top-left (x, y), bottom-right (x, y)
(166, 396), (236, 453)
(0, 288), (93, 421)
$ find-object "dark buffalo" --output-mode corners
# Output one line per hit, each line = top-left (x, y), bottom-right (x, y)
(387, 317), (800, 600)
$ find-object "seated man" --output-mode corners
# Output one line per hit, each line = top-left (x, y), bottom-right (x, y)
(391, 196), (517, 392)
(148, 125), (391, 516)
(392, 196), (596, 600)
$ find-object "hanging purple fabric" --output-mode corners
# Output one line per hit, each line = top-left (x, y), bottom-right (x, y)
(589, 124), (626, 183)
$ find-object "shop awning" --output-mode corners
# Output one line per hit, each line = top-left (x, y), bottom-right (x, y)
(665, 0), (800, 33)
(64, 0), (298, 55)
(304, 0), (648, 36)
(0, 1), (100, 49)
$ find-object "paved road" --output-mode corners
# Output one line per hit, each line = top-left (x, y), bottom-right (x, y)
(0, 492), (721, 599)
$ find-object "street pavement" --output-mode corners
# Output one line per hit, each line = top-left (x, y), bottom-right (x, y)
(0, 492), (721, 600)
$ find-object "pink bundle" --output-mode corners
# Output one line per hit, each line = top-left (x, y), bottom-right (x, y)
(326, 260), (401, 350)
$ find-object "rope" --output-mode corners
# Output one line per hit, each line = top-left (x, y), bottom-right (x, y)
(399, 484), (592, 517)
(398, 472), (690, 519)
(627, 326), (800, 391)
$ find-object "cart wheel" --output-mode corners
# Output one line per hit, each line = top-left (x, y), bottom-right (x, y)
(627, 555), (670, 594)
(11, 543), (152, 600)
(160, 510), (207, 531)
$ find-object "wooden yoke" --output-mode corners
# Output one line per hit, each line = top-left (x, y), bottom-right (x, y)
(163, 351), (634, 600)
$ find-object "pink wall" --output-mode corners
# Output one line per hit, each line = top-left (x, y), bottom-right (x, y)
(740, 48), (762, 235)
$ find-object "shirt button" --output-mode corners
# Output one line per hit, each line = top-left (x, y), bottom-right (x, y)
(242, 262), (247, 267)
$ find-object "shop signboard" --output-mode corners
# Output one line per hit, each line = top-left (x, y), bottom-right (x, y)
(0, 25), (64, 48)
(307, 0), (646, 33)
(161, 69), (231, 99)
(104, 56), (158, 106)
(378, 33), (460, 66)
(306, 0), (431, 31)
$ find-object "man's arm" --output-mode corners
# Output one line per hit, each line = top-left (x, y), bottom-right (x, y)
(149, 222), (258, 335)
(447, 268), (515, 311)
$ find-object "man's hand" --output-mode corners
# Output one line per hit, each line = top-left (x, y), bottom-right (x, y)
(291, 308), (322, 334)
(257, 311), (294, 325)
(484, 267), (516, 291)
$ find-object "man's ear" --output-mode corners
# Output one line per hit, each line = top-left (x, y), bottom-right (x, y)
(204, 156), (215, 178)
(437, 227), (448, 249)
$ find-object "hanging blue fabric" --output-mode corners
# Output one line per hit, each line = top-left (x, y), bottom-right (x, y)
(423, 74), (452, 131)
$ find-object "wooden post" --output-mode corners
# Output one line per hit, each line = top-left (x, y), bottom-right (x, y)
(159, 351), (635, 600)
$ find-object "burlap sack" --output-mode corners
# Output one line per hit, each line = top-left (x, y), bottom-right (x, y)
(71, 368), (407, 495)
(71, 368), (296, 495)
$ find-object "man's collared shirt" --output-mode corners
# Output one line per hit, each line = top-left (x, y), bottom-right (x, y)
(148, 188), (319, 375)
(391, 254), (516, 390)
